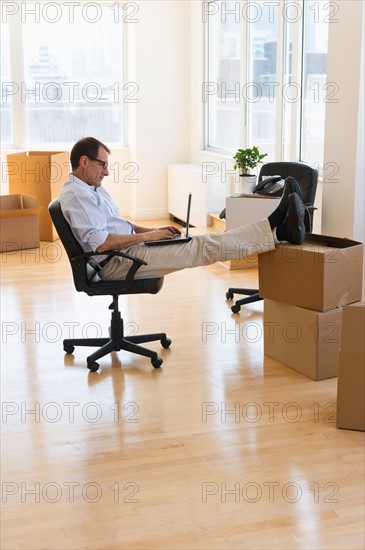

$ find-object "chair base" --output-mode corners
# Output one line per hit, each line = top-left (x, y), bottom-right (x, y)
(63, 297), (171, 371)
(63, 333), (171, 371)
(226, 288), (262, 313)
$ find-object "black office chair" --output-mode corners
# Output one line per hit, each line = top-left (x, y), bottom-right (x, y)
(226, 161), (318, 313)
(49, 199), (171, 371)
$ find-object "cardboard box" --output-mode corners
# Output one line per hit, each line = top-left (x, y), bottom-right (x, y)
(337, 302), (365, 431)
(259, 233), (363, 312)
(7, 151), (69, 241)
(264, 299), (342, 380)
(0, 194), (42, 252)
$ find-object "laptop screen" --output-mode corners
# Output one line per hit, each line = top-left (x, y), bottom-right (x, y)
(185, 193), (192, 238)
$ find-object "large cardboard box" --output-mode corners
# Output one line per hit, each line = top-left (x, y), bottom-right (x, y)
(337, 302), (365, 431)
(259, 233), (363, 312)
(7, 151), (69, 241)
(0, 194), (42, 252)
(264, 299), (342, 380)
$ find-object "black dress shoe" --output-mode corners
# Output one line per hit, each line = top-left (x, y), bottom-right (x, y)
(277, 176), (302, 213)
(277, 193), (306, 244)
(268, 178), (303, 230)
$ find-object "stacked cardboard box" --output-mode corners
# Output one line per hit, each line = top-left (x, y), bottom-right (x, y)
(7, 151), (69, 241)
(0, 194), (42, 252)
(336, 302), (365, 431)
(259, 234), (363, 380)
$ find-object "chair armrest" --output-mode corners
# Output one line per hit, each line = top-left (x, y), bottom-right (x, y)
(71, 249), (148, 289)
(73, 249), (147, 266)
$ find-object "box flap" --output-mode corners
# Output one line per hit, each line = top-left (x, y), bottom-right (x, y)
(22, 195), (38, 209)
(6, 152), (27, 158)
(305, 233), (362, 249)
(7, 151), (66, 157)
(0, 194), (42, 217)
(0, 194), (23, 210)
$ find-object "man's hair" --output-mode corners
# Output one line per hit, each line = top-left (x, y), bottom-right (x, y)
(70, 137), (111, 169)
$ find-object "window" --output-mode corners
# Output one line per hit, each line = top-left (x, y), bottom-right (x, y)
(246, 0), (279, 159)
(0, 21), (12, 144)
(205, 0), (329, 168)
(206, 0), (241, 150)
(1, 2), (126, 148)
(300, 1), (330, 165)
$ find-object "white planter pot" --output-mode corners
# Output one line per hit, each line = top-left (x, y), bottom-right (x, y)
(239, 175), (257, 194)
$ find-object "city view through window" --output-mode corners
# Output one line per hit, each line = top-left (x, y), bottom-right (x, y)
(1, 4), (125, 146)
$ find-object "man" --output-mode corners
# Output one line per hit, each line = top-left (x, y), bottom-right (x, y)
(60, 137), (306, 280)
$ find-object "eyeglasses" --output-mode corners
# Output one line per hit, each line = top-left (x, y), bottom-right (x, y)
(87, 157), (108, 170)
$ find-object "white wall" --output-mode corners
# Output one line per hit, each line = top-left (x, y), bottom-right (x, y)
(355, 12), (365, 298)
(354, 21), (364, 245)
(322, 0), (364, 240)
(127, 0), (191, 220)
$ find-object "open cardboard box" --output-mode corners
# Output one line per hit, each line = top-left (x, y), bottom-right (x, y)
(259, 233), (363, 312)
(264, 299), (342, 380)
(7, 151), (69, 241)
(0, 194), (43, 252)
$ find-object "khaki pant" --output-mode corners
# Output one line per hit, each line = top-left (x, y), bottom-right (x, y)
(100, 218), (275, 280)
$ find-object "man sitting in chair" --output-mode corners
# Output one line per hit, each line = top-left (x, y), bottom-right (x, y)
(59, 137), (306, 280)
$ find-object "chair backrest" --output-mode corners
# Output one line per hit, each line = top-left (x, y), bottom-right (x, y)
(49, 198), (99, 293)
(258, 161), (318, 206)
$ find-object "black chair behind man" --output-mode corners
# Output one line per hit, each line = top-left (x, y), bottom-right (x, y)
(49, 199), (171, 371)
(226, 161), (318, 313)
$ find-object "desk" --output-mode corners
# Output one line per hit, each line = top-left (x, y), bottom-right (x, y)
(226, 193), (281, 230)
(225, 193), (281, 269)
(168, 164), (226, 227)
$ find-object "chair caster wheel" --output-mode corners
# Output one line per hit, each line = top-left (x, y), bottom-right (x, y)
(152, 357), (163, 368)
(231, 305), (241, 314)
(161, 337), (172, 349)
(226, 291), (233, 300)
(87, 361), (99, 372)
(64, 345), (75, 354)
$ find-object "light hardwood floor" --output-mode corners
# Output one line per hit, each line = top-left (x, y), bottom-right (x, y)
(1, 224), (364, 550)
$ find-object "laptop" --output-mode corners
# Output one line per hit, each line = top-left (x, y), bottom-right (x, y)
(145, 193), (193, 246)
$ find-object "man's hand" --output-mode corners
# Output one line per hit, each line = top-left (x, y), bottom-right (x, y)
(145, 227), (180, 242)
(157, 225), (181, 235)
(96, 225), (182, 252)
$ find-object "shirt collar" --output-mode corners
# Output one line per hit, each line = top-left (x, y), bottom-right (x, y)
(69, 173), (97, 192)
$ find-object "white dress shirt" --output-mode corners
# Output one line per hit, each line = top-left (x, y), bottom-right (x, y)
(59, 174), (134, 264)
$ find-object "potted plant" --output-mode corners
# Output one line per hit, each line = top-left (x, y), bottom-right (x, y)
(233, 146), (268, 193)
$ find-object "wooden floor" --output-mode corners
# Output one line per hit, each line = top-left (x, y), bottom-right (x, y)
(1, 224), (364, 550)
